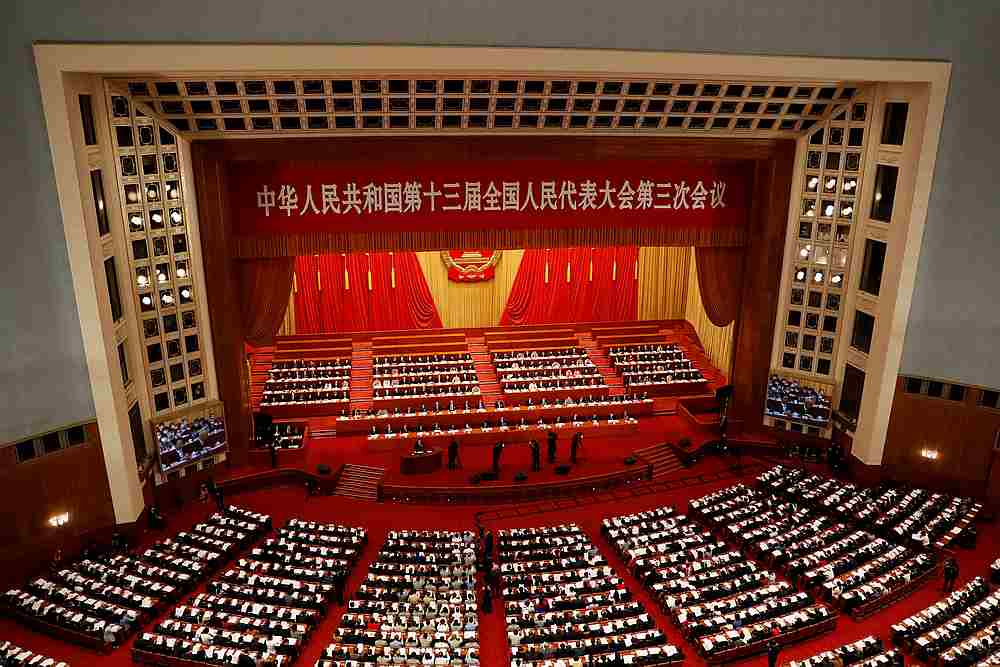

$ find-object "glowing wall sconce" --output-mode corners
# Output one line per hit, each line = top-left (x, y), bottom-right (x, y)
(919, 448), (939, 461)
(47, 512), (70, 528)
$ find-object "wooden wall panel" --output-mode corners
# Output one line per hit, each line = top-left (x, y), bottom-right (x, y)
(882, 377), (1000, 497)
(415, 250), (524, 329)
(685, 252), (735, 378)
(0, 423), (115, 590)
(638, 246), (691, 321)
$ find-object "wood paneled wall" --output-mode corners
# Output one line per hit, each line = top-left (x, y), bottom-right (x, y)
(415, 250), (524, 329)
(0, 423), (115, 590)
(882, 377), (1000, 497)
(685, 251), (735, 378)
(637, 246), (691, 321)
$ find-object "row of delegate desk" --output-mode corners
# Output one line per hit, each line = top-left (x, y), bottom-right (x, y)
(368, 416), (643, 454)
(337, 397), (654, 435)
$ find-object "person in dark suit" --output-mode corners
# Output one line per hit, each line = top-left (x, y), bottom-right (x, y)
(767, 640), (781, 667)
(943, 557), (959, 592)
(547, 430), (558, 464)
(492, 441), (505, 473)
(529, 439), (541, 472)
(571, 431), (583, 463)
(269, 439), (279, 469)
(448, 438), (460, 470)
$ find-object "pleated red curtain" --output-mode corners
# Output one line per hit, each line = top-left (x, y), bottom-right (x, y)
(294, 251), (442, 333)
(500, 246), (639, 325)
(237, 258), (295, 346)
(694, 246), (745, 326)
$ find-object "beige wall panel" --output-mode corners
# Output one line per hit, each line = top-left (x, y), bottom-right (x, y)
(637, 246), (691, 320)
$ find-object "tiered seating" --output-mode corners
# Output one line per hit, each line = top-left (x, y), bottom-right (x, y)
(759, 464), (981, 550)
(372, 352), (479, 402)
(891, 577), (1000, 662)
(607, 344), (704, 390)
(494, 347), (606, 395)
(260, 358), (351, 407)
(3, 506), (269, 652)
(135, 511), (367, 667)
(0, 640), (69, 667)
(499, 523), (682, 666)
(786, 636), (900, 667)
(315, 529), (480, 667)
(605, 501), (833, 662)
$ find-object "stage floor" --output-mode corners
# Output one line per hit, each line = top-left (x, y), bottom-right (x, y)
(243, 412), (711, 487)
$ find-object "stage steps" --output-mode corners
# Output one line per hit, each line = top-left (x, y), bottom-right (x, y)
(468, 336), (501, 407)
(349, 341), (373, 412)
(634, 442), (686, 479)
(334, 464), (384, 501)
(248, 347), (275, 411)
(578, 332), (626, 396)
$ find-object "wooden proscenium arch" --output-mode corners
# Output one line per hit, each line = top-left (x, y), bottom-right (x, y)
(192, 136), (795, 465)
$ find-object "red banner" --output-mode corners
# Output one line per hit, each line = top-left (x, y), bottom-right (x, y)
(227, 159), (751, 236)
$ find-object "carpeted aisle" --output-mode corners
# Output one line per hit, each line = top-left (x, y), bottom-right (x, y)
(1, 456), (996, 667)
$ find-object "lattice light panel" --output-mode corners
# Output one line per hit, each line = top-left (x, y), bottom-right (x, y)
(779, 94), (873, 379)
(111, 76), (859, 138)
(105, 92), (208, 414)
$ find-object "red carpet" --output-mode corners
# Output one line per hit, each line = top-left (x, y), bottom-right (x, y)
(2, 455), (994, 667)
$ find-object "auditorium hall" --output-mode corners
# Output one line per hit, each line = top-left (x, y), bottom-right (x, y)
(3, 3), (1000, 667)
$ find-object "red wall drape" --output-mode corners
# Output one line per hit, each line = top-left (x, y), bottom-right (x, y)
(695, 246), (745, 326)
(500, 247), (639, 325)
(294, 252), (442, 333)
(237, 258), (295, 346)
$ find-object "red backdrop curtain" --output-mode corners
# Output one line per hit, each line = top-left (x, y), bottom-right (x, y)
(500, 246), (639, 325)
(694, 246), (745, 326)
(294, 252), (442, 333)
(237, 258), (295, 346)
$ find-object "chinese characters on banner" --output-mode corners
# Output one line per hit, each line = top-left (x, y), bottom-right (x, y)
(256, 178), (728, 217)
(227, 159), (751, 236)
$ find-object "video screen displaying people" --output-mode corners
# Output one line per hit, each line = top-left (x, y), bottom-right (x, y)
(155, 414), (227, 473)
(765, 374), (832, 427)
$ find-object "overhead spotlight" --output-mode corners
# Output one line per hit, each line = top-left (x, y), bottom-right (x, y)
(844, 179), (857, 191)
(127, 190), (139, 202)
(799, 247), (809, 258)
(141, 295), (152, 306)
(168, 188), (179, 199)
(180, 288), (191, 299)
(805, 208), (815, 217)
(841, 206), (854, 217)
(825, 178), (837, 189)
(161, 293), (174, 305)
(875, 191), (883, 201)
(808, 177), (819, 188)
(176, 267), (187, 278)
(813, 271), (824, 283)
(137, 274), (148, 287)
(170, 210), (182, 224)
(795, 270), (806, 281)
(157, 272), (167, 283)
(147, 186), (159, 200)
(130, 214), (143, 227)
(151, 212), (163, 224)
(824, 204), (835, 216)
(832, 274), (843, 285)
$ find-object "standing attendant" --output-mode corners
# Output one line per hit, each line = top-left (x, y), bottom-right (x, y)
(570, 431), (583, 464)
(492, 441), (505, 474)
(482, 586), (493, 613)
(529, 439), (541, 472)
(943, 557), (959, 592)
(269, 440), (279, 469)
(767, 640), (781, 667)
(547, 430), (558, 464)
(448, 438), (460, 470)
